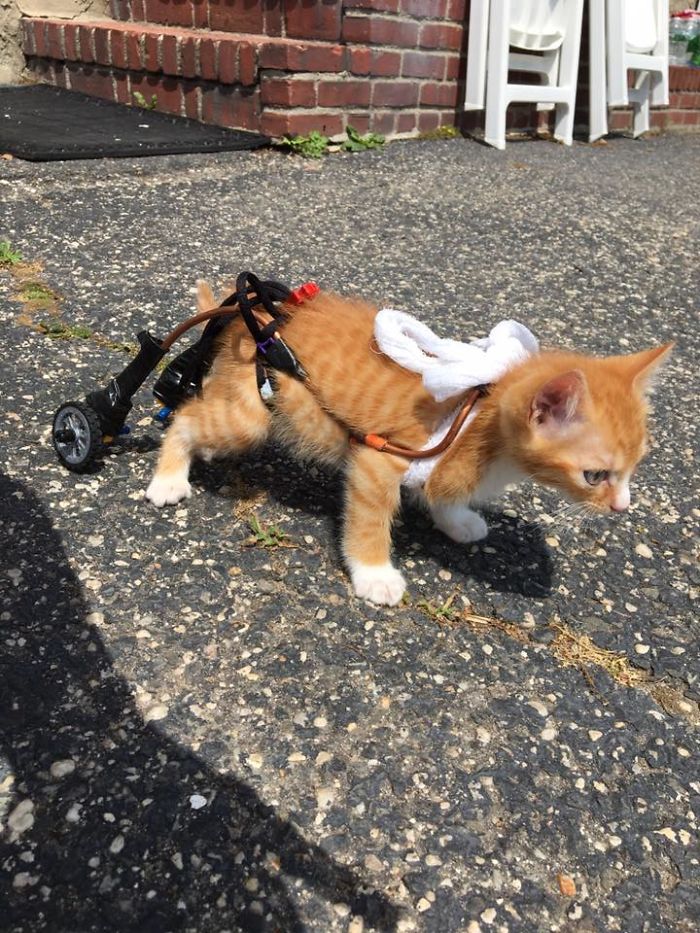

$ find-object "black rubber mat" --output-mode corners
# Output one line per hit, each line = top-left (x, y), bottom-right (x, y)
(0, 85), (269, 161)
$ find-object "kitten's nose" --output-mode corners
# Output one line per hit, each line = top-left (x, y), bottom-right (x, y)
(610, 481), (631, 513)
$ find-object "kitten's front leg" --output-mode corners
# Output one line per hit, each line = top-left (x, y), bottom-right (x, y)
(343, 447), (407, 606)
(430, 500), (488, 543)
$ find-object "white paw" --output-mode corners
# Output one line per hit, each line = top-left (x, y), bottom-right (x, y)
(349, 561), (406, 606)
(145, 473), (192, 507)
(431, 502), (488, 543)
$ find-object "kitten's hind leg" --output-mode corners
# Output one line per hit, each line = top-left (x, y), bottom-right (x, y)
(343, 447), (408, 606)
(430, 500), (488, 543)
(146, 378), (271, 507)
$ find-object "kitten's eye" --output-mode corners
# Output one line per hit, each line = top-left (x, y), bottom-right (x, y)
(583, 469), (610, 486)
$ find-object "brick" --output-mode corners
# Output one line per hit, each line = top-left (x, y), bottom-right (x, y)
(447, 0), (467, 20)
(438, 109), (456, 127)
(51, 61), (68, 88)
(46, 22), (64, 60)
(154, 75), (183, 114)
(444, 54), (461, 79)
(317, 79), (371, 108)
(131, 0), (146, 21)
(192, 0), (209, 29)
(109, 28), (128, 70)
(370, 49), (402, 75)
(199, 37), (218, 81)
(260, 110), (344, 138)
(343, 15), (420, 47)
(349, 46), (371, 75)
(143, 0), (193, 27)
(32, 22), (48, 58)
(128, 32), (145, 70)
(669, 64), (700, 92)
(346, 112), (371, 134)
(402, 50), (446, 79)
(161, 33), (179, 74)
(21, 20), (36, 56)
(417, 109), (440, 132)
(182, 80), (201, 120)
(345, 0), (400, 10)
(144, 32), (161, 72)
(372, 80), (419, 107)
(78, 25), (95, 64)
(110, 0), (129, 19)
(396, 111), (417, 134)
(209, 0), (264, 33)
(261, 77), (317, 108)
(70, 65), (115, 102)
(420, 80), (458, 107)
(259, 40), (345, 73)
(285, 2), (342, 41)
(217, 41), (238, 84)
(93, 27), (111, 66)
(113, 70), (131, 104)
(238, 41), (257, 85)
(369, 109), (396, 135)
(263, 2), (284, 35)
(419, 22), (464, 51)
(63, 23), (80, 62)
(401, 0), (449, 17)
(180, 36), (197, 78)
(215, 85), (260, 130)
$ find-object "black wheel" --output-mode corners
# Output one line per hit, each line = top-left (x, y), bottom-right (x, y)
(52, 402), (103, 472)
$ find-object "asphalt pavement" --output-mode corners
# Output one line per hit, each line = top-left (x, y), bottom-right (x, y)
(0, 133), (698, 932)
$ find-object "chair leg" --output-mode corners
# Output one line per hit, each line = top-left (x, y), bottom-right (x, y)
(632, 72), (651, 137)
(553, 0), (584, 145)
(484, 0), (510, 150)
(588, 0), (608, 141)
(465, 0), (491, 111)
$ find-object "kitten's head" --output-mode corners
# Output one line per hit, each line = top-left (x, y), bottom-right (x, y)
(502, 344), (672, 513)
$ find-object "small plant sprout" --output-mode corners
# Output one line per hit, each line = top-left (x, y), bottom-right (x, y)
(133, 92), (158, 111)
(0, 241), (22, 266)
(282, 131), (330, 158)
(342, 125), (385, 152)
(245, 514), (294, 549)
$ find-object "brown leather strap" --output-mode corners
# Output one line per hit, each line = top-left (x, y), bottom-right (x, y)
(351, 385), (488, 460)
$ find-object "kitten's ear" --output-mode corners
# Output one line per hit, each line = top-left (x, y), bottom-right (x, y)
(622, 343), (674, 391)
(530, 370), (587, 429)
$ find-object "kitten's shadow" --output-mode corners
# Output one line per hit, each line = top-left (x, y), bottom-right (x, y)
(193, 448), (553, 599)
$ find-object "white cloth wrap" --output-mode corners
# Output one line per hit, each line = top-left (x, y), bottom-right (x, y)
(373, 309), (539, 488)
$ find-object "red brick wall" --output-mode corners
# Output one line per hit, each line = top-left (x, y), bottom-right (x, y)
(20, 2), (700, 138)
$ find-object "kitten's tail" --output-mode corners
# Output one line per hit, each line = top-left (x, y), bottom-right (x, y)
(196, 279), (217, 314)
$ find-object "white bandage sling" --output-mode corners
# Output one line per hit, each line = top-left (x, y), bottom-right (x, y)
(373, 310), (539, 488)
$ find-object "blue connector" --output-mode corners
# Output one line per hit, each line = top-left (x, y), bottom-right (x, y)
(155, 407), (173, 423)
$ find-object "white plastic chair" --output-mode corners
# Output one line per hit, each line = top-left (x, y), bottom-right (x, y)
(465, 0), (585, 150)
(589, 0), (669, 142)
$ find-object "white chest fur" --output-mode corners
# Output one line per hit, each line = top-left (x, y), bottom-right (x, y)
(469, 456), (525, 505)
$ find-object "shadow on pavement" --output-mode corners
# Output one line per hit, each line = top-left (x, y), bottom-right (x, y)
(193, 452), (554, 599)
(0, 473), (400, 933)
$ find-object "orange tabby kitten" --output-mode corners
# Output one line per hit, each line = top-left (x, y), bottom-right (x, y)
(146, 287), (671, 605)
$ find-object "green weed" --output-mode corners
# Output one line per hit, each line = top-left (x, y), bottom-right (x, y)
(19, 282), (58, 303)
(342, 125), (385, 152)
(38, 319), (92, 340)
(417, 125), (461, 140)
(133, 91), (158, 110)
(244, 514), (294, 548)
(282, 130), (330, 158)
(0, 241), (22, 266)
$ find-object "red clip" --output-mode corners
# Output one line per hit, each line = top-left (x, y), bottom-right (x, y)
(288, 281), (320, 304)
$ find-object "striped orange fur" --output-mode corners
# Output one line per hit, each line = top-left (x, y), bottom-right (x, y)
(146, 286), (671, 605)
